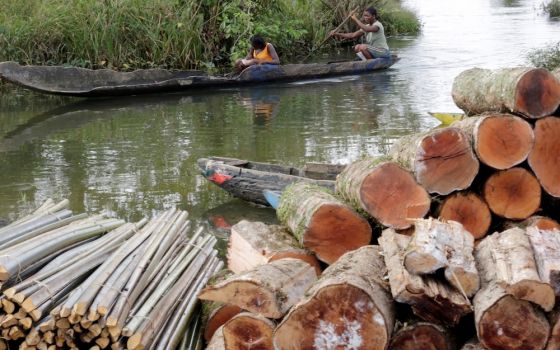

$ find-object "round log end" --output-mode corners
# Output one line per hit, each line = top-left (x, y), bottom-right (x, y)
(389, 323), (451, 350)
(268, 249), (322, 276)
(527, 216), (560, 231)
(509, 280), (555, 312)
(361, 163), (431, 229)
(439, 192), (491, 239)
(223, 313), (275, 350)
(306, 204), (371, 264)
(515, 68), (560, 118)
(274, 285), (390, 350)
(483, 167), (541, 220)
(529, 117), (560, 197)
(478, 295), (549, 350)
(204, 304), (243, 342)
(476, 115), (534, 169)
(416, 128), (479, 195)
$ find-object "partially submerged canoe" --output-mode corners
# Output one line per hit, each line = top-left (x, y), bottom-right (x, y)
(0, 56), (398, 97)
(198, 157), (346, 206)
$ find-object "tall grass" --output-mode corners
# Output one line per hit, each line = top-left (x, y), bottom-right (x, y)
(0, 0), (420, 70)
(527, 42), (560, 70)
(544, 0), (560, 18)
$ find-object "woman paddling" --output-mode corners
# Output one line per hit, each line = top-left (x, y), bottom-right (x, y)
(235, 35), (280, 72)
(330, 7), (390, 61)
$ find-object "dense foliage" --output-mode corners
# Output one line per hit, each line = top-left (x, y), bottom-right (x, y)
(544, 0), (560, 18)
(528, 41), (560, 70)
(0, 0), (420, 71)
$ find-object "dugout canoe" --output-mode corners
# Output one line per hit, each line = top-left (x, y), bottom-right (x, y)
(0, 55), (398, 97)
(198, 157), (346, 206)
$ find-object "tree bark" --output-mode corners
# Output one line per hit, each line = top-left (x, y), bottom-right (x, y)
(438, 192), (491, 239)
(452, 113), (534, 169)
(202, 302), (243, 342)
(227, 220), (321, 275)
(277, 182), (371, 264)
(389, 127), (479, 195)
(273, 246), (395, 350)
(475, 227), (555, 311)
(527, 226), (560, 298)
(529, 116), (560, 198)
(452, 67), (560, 118)
(483, 167), (541, 220)
(198, 258), (317, 319)
(548, 306), (560, 350)
(389, 320), (453, 350)
(335, 158), (431, 229)
(474, 283), (550, 350)
(206, 325), (226, 350)
(222, 313), (275, 350)
(379, 229), (472, 326)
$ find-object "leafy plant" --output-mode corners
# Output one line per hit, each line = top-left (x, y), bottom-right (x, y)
(527, 41), (560, 70)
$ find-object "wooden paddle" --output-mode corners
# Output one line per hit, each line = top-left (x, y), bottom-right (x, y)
(302, 6), (360, 62)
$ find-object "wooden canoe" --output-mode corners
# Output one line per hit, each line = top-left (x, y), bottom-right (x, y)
(0, 55), (398, 97)
(198, 157), (346, 206)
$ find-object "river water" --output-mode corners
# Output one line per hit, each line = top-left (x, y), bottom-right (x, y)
(0, 0), (559, 230)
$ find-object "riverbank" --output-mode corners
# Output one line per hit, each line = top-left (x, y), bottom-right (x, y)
(0, 0), (420, 72)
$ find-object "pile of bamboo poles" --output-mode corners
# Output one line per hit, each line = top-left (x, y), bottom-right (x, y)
(0, 199), (219, 350)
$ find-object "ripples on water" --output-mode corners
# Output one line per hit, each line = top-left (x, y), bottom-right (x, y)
(0, 0), (559, 224)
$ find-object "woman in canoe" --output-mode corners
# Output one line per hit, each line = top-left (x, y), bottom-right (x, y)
(235, 35), (280, 72)
(330, 7), (390, 61)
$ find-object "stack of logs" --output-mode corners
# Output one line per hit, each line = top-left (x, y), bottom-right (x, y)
(0, 200), (219, 350)
(198, 66), (560, 349)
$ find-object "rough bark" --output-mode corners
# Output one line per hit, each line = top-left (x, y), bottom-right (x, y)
(198, 258), (317, 319)
(379, 229), (472, 326)
(389, 320), (453, 350)
(452, 113), (534, 169)
(474, 283), (550, 350)
(483, 167), (541, 220)
(548, 306), (560, 350)
(277, 182), (371, 264)
(227, 220), (321, 275)
(335, 158), (431, 229)
(475, 227), (555, 311)
(404, 219), (479, 297)
(202, 302), (243, 342)
(273, 246), (395, 350)
(438, 192), (492, 239)
(222, 313), (275, 350)
(389, 127), (479, 195)
(527, 226), (560, 298)
(452, 67), (560, 118)
(529, 116), (560, 198)
(206, 325), (226, 350)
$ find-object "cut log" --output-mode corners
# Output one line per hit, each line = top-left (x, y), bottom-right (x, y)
(483, 167), (541, 220)
(335, 158), (431, 229)
(504, 215), (560, 231)
(389, 127), (479, 195)
(474, 283), (550, 350)
(206, 325), (226, 350)
(529, 117), (560, 197)
(527, 226), (560, 298)
(202, 302), (243, 342)
(273, 246), (395, 350)
(548, 306), (560, 350)
(276, 182), (371, 264)
(198, 258), (317, 319)
(438, 192), (491, 239)
(452, 114), (534, 169)
(389, 320), (453, 350)
(222, 313), (274, 350)
(452, 67), (560, 118)
(404, 219), (480, 297)
(461, 339), (486, 350)
(475, 227), (555, 311)
(227, 220), (321, 275)
(379, 229), (472, 326)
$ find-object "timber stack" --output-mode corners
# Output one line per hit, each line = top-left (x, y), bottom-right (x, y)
(199, 66), (560, 349)
(0, 199), (219, 350)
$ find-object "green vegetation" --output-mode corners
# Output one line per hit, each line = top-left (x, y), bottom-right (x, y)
(0, 0), (420, 71)
(544, 0), (560, 18)
(527, 41), (560, 71)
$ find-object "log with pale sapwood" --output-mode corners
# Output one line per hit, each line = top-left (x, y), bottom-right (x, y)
(222, 312), (275, 350)
(206, 325), (226, 350)
(335, 157), (431, 229)
(389, 127), (479, 195)
(202, 302), (243, 342)
(452, 113), (534, 169)
(389, 320), (453, 350)
(475, 227), (555, 311)
(273, 245), (395, 350)
(227, 220), (321, 275)
(379, 229), (472, 326)
(526, 226), (560, 298)
(276, 182), (371, 264)
(504, 215), (560, 231)
(403, 219), (480, 297)
(529, 116), (560, 198)
(452, 67), (560, 118)
(438, 192), (491, 239)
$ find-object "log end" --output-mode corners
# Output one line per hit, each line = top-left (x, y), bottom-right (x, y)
(515, 68), (560, 118)
(389, 323), (452, 350)
(528, 117), (560, 197)
(267, 249), (322, 276)
(508, 280), (555, 312)
(204, 304), (243, 342)
(439, 192), (491, 239)
(223, 313), (275, 350)
(404, 251), (445, 275)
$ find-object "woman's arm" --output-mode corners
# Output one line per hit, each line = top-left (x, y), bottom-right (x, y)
(265, 44), (280, 64)
(331, 30), (364, 40)
(351, 15), (380, 33)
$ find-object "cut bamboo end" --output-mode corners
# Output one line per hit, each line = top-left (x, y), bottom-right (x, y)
(97, 306), (109, 316)
(0, 267), (10, 282)
(439, 192), (491, 240)
(21, 298), (37, 313)
(3, 288), (16, 300)
(13, 293), (26, 305)
(1, 299), (15, 314)
(126, 332), (143, 350)
(30, 309), (41, 322)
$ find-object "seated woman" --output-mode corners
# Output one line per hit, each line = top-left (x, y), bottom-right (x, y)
(235, 35), (280, 72)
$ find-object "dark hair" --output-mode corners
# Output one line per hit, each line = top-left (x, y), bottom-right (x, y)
(250, 35), (266, 50)
(366, 7), (378, 19)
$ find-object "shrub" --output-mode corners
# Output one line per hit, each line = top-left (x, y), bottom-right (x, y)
(527, 41), (560, 71)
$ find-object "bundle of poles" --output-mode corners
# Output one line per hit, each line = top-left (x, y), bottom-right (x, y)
(198, 67), (560, 349)
(0, 199), (220, 350)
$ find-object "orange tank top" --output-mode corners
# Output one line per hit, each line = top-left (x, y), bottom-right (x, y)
(252, 43), (273, 62)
